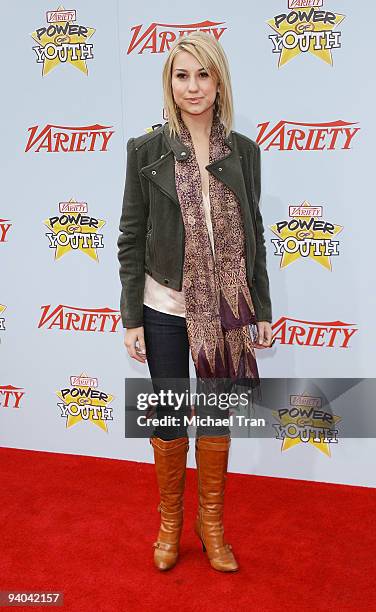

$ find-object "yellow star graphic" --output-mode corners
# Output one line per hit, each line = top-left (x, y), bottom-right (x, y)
(44, 198), (105, 261)
(57, 373), (114, 432)
(269, 201), (343, 270)
(273, 391), (342, 456)
(0, 304), (6, 316)
(267, 8), (345, 67)
(31, 6), (95, 76)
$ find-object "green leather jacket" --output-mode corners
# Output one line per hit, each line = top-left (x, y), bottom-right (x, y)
(117, 122), (272, 328)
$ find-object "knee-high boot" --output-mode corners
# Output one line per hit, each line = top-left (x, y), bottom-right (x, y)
(194, 435), (239, 572)
(150, 436), (189, 570)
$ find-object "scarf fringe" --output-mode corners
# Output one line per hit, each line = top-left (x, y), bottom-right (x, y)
(219, 286), (257, 330)
(190, 286), (260, 383)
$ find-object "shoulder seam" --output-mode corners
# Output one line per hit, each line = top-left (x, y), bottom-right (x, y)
(133, 126), (164, 150)
(232, 130), (259, 150)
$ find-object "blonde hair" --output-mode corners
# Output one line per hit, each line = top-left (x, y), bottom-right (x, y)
(162, 31), (234, 138)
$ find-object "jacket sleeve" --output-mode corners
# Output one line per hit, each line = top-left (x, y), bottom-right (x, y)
(117, 137), (148, 328)
(249, 142), (273, 323)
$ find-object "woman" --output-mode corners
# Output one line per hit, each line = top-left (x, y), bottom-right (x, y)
(118, 31), (272, 573)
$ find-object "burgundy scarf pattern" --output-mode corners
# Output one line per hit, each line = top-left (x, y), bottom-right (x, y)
(174, 114), (260, 388)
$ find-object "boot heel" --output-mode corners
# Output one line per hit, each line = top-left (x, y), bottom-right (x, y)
(195, 435), (239, 572)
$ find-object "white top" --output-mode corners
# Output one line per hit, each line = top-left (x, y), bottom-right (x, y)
(143, 191), (215, 318)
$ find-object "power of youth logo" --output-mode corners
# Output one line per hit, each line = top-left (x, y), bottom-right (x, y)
(127, 20), (227, 55)
(44, 199), (105, 261)
(31, 6), (95, 76)
(0, 385), (25, 409)
(38, 305), (121, 332)
(0, 305), (6, 331)
(57, 374), (114, 431)
(272, 317), (358, 348)
(0, 219), (12, 243)
(25, 124), (114, 153)
(269, 201), (343, 270)
(256, 120), (360, 151)
(268, 0), (345, 67)
(272, 392), (341, 455)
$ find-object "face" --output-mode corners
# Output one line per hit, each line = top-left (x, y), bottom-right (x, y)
(171, 50), (219, 118)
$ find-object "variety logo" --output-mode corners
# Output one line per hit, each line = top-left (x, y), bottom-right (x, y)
(272, 391), (341, 455)
(0, 305), (6, 331)
(38, 305), (121, 332)
(267, 1), (345, 67)
(56, 373), (114, 431)
(0, 385), (25, 409)
(25, 123), (114, 153)
(127, 20), (227, 55)
(272, 317), (358, 348)
(0, 219), (12, 243)
(256, 120), (360, 151)
(269, 201), (343, 270)
(44, 199), (105, 261)
(31, 5), (95, 76)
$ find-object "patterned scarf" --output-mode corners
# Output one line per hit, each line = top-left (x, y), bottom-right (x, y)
(174, 113), (260, 391)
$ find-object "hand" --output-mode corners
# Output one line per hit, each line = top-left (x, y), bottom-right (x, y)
(124, 326), (147, 363)
(255, 321), (272, 349)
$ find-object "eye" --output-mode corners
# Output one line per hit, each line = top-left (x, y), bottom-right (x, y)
(200, 72), (209, 77)
(176, 73), (187, 79)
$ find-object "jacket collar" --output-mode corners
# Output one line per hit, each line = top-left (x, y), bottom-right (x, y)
(141, 122), (248, 211)
(162, 121), (234, 161)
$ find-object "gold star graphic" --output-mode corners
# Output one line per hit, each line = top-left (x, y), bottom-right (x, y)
(0, 305), (6, 316)
(31, 6), (95, 76)
(44, 198), (105, 261)
(57, 373), (114, 432)
(269, 201), (343, 270)
(267, 8), (345, 67)
(273, 392), (342, 456)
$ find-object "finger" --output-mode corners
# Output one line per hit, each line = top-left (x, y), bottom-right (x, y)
(126, 340), (144, 363)
(262, 326), (272, 346)
(131, 347), (146, 363)
(135, 338), (147, 362)
(265, 328), (273, 346)
(134, 350), (147, 363)
(258, 324), (266, 345)
(255, 323), (270, 349)
(255, 344), (266, 350)
(137, 335), (147, 358)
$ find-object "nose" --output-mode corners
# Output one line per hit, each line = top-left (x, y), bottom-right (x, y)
(187, 75), (199, 92)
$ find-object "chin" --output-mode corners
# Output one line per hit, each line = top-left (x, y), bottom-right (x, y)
(181, 105), (211, 115)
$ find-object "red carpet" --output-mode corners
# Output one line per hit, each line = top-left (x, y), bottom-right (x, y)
(1, 447), (375, 612)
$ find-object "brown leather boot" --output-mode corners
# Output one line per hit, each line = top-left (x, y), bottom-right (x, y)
(194, 435), (239, 572)
(150, 436), (189, 570)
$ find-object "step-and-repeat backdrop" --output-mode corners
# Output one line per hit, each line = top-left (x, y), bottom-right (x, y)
(2, 1), (375, 487)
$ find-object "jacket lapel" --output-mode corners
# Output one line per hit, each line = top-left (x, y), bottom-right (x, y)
(140, 149), (180, 206)
(206, 150), (249, 211)
(140, 122), (248, 210)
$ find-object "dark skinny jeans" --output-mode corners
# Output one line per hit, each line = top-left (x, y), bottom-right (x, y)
(143, 305), (231, 441)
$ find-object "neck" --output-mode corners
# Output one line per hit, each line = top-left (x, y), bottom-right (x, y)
(179, 106), (215, 140)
